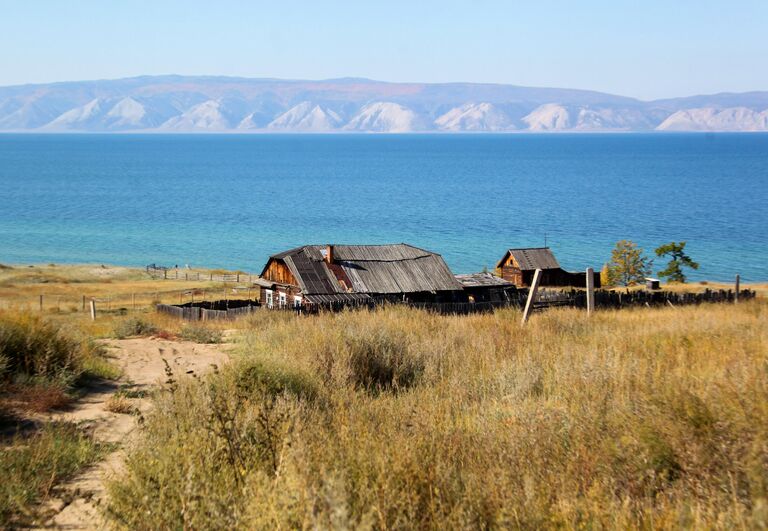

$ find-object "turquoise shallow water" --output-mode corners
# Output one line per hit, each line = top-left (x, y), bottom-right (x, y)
(0, 133), (766, 281)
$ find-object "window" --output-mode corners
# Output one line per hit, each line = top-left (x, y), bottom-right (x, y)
(265, 289), (273, 309)
(279, 292), (287, 308)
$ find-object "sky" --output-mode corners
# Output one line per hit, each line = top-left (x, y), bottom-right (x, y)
(1, 0), (766, 100)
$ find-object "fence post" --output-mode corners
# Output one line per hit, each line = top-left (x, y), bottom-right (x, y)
(521, 269), (542, 324)
(237, 273), (240, 283)
(82, 295), (86, 312)
(735, 274), (740, 303)
(89, 299), (96, 320)
(39, 294), (43, 312)
(586, 267), (595, 316)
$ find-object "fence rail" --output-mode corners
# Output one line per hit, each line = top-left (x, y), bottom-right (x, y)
(145, 265), (256, 283)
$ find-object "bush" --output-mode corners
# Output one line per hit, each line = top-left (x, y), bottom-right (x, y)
(113, 317), (157, 339)
(179, 324), (222, 344)
(10, 380), (72, 412)
(0, 312), (83, 381)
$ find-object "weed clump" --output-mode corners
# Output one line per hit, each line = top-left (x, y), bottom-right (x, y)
(113, 317), (157, 339)
(105, 394), (137, 414)
(236, 359), (319, 402)
(179, 324), (222, 344)
(0, 313), (82, 379)
(0, 422), (106, 526)
(346, 328), (424, 392)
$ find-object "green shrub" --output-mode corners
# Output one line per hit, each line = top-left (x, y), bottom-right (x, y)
(179, 324), (222, 344)
(0, 422), (106, 526)
(113, 317), (157, 339)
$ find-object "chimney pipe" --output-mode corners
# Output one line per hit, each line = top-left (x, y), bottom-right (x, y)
(326, 244), (334, 264)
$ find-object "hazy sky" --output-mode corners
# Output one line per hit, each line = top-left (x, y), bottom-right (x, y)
(1, 0), (766, 100)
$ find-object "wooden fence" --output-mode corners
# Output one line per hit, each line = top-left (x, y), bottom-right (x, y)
(156, 303), (261, 321)
(551, 287), (754, 309)
(154, 287), (756, 320)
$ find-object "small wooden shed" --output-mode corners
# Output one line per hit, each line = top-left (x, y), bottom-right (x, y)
(454, 272), (519, 303)
(495, 247), (600, 288)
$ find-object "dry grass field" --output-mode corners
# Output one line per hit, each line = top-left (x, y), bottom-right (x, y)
(1, 265), (766, 529)
(108, 301), (767, 529)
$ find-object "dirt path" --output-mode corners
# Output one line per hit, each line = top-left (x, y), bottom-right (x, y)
(35, 337), (232, 530)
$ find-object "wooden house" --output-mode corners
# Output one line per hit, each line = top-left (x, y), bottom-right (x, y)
(495, 247), (601, 288)
(256, 243), (464, 308)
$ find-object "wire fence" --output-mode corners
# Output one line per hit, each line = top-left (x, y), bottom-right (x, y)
(0, 286), (260, 315)
(145, 265), (256, 283)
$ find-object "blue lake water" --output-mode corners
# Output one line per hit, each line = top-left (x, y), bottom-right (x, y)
(0, 133), (766, 281)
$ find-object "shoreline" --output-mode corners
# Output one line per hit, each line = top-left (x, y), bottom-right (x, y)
(1, 262), (764, 292)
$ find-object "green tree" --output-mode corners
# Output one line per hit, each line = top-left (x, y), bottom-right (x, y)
(655, 241), (699, 283)
(607, 240), (652, 287)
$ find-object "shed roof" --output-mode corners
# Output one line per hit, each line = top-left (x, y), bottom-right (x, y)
(262, 243), (463, 295)
(496, 247), (561, 271)
(455, 272), (515, 288)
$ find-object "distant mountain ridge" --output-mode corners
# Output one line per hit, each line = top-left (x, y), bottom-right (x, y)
(0, 75), (767, 132)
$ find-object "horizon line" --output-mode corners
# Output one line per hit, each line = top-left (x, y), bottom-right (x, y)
(2, 73), (766, 104)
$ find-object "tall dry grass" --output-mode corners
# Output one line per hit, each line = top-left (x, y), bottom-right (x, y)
(107, 301), (767, 529)
(0, 312), (84, 381)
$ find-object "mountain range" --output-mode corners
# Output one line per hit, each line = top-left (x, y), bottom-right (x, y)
(1, 75), (767, 133)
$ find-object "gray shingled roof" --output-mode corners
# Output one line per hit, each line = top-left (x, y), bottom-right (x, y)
(332, 244), (431, 261)
(497, 248), (561, 271)
(265, 243), (462, 295)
